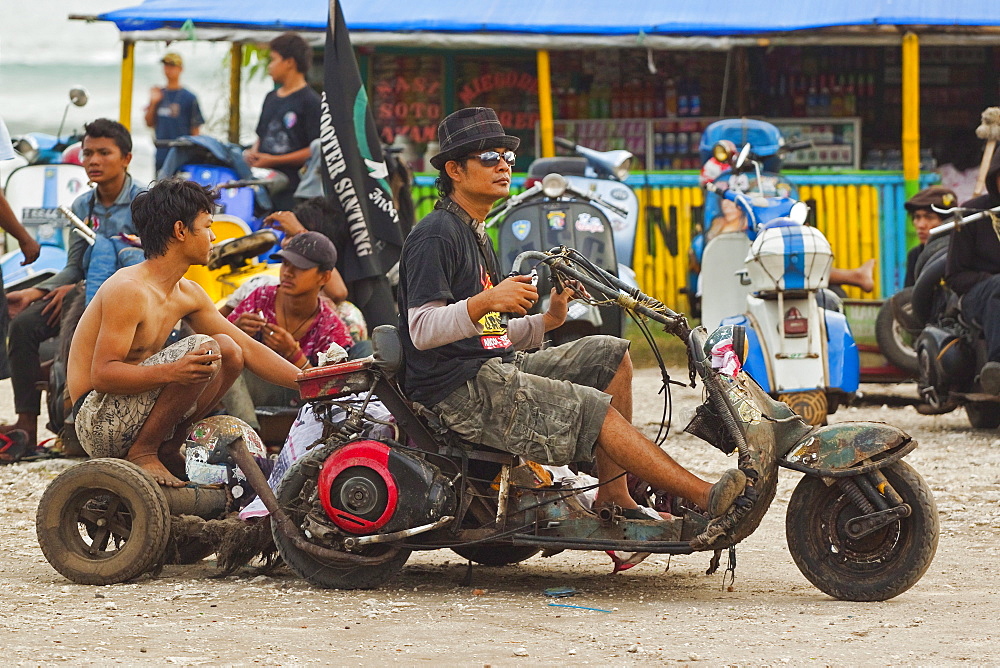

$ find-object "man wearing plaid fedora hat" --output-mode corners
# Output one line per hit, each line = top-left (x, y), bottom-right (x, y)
(395, 107), (746, 519)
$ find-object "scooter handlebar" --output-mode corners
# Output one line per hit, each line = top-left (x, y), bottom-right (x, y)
(57, 205), (97, 246)
(554, 137), (576, 151)
(781, 140), (813, 153)
(485, 182), (544, 223)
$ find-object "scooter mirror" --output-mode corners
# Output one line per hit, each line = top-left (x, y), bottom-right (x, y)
(735, 143), (751, 170)
(541, 173), (569, 198)
(69, 87), (89, 107)
(790, 201), (810, 224)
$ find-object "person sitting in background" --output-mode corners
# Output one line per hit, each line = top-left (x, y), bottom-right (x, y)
(4, 119), (144, 448)
(219, 196), (368, 344)
(903, 186), (955, 288)
(701, 198), (876, 293)
(946, 151), (1000, 394)
(222, 232), (353, 431)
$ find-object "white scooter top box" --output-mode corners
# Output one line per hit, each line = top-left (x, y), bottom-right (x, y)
(745, 223), (833, 294)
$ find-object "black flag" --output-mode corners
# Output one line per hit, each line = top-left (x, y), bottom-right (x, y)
(320, 0), (404, 328)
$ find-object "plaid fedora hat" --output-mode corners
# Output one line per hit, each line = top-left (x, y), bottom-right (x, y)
(429, 107), (520, 170)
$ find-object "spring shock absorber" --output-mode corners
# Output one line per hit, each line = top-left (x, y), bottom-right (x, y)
(836, 477), (876, 514)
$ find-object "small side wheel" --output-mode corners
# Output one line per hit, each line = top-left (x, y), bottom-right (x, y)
(875, 294), (920, 376)
(965, 402), (1000, 429)
(786, 461), (938, 601)
(777, 390), (828, 426)
(36, 459), (172, 585)
(451, 545), (540, 566)
(271, 444), (411, 589)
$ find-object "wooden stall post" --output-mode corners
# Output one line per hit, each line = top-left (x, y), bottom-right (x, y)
(901, 32), (920, 204)
(536, 50), (555, 158)
(228, 43), (243, 144)
(119, 40), (135, 130)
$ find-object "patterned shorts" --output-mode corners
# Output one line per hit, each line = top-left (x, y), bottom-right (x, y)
(75, 334), (215, 459)
(431, 335), (630, 466)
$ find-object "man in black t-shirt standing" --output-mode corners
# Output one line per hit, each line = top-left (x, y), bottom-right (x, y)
(244, 32), (321, 211)
(397, 108), (746, 520)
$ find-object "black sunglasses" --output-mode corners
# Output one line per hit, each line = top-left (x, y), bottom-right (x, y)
(464, 150), (516, 167)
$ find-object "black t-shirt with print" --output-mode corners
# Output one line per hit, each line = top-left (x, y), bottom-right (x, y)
(398, 200), (515, 406)
(255, 86), (321, 189)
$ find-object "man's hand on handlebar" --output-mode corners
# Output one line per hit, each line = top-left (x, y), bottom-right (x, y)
(491, 275), (538, 315)
(467, 275), (538, 321)
(543, 278), (588, 331)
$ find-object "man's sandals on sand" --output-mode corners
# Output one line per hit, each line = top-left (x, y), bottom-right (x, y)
(0, 432), (70, 464)
(0, 430), (35, 464)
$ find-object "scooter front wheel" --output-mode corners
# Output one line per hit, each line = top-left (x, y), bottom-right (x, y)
(785, 461), (938, 601)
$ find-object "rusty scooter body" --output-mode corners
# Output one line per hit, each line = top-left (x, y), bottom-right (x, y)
(35, 247), (937, 601)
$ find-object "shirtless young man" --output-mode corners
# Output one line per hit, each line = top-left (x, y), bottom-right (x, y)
(67, 177), (300, 486)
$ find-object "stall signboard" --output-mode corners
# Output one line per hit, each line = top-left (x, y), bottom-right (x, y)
(371, 55), (444, 145)
(456, 56), (540, 162)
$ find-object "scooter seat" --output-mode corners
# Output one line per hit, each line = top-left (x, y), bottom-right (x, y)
(371, 324), (403, 376)
(527, 157), (588, 178)
(208, 229), (279, 271)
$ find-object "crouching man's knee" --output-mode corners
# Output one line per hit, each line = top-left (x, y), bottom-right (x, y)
(211, 333), (244, 375)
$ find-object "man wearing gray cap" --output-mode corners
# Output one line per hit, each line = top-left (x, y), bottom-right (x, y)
(396, 107), (746, 520)
(224, 231), (354, 429)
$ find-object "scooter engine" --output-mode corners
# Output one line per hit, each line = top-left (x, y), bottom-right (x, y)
(916, 325), (975, 402)
(317, 440), (454, 535)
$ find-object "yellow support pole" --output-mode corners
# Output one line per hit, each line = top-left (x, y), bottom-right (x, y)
(119, 40), (135, 131)
(228, 43), (243, 144)
(902, 32), (921, 201)
(536, 50), (555, 158)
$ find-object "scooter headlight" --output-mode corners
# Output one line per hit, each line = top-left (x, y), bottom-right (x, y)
(704, 325), (749, 365)
(14, 135), (39, 164)
(712, 140), (735, 164)
(541, 173), (568, 198)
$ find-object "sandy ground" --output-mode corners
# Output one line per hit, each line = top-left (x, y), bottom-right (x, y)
(0, 370), (998, 666)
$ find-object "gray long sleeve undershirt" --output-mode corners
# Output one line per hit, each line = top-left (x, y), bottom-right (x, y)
(408, 300), (545, 351)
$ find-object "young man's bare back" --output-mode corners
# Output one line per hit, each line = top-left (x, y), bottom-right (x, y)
(67, 178), (300, 486)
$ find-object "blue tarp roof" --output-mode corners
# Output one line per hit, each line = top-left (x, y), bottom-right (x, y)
(97, 0), (1000, 36)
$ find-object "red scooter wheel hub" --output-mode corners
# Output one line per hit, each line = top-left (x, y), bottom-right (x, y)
(317, 441), (399, 535)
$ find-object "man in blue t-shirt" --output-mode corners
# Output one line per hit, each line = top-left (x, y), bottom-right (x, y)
(4, 119), (145, 447)
(244, 32), (321, 211)
(145, 52), (204, 173)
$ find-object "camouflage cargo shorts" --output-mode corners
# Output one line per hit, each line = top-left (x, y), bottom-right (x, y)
(431, 335), (629, 466)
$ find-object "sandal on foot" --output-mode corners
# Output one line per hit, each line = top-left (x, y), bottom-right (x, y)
(0, 430), (33, 464)
(707, 469), (747, 517)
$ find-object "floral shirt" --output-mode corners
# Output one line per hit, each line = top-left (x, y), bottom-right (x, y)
(228, 285), (353, 364)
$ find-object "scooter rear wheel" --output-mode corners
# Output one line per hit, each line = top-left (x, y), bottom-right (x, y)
(785, 461), (938, 601)
(271, 443), (411, 589)
(875, 290), (920, 376)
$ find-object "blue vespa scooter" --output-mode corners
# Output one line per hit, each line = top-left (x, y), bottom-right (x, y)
(702, 138), (859, 425)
